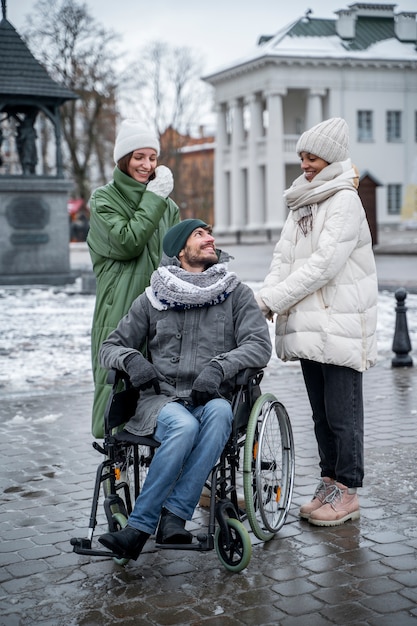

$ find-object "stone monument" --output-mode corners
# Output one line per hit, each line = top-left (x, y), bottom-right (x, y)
(0, 1), (77, 285)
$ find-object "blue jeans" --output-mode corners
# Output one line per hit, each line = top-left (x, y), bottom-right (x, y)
(128, 399), (233, 535)
(300, 359), (364, 488)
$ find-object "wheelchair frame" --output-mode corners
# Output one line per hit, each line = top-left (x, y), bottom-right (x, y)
(71, 368), (295, 572)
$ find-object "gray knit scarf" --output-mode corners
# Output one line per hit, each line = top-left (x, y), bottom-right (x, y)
(146, 263), (240, 311)
(284, 160), (358, 235)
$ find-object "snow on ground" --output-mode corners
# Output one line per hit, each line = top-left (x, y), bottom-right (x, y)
(0, 279), (416, 397)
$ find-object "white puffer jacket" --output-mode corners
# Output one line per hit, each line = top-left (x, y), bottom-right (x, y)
(258, 168), (378, 372)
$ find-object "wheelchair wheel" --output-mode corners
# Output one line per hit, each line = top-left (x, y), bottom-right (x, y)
(243, 393), (294, 541)
(102, 449), (133, 521)
(111, 511), (130, 566)
(214, 517), (252, 572)
(103, 443), (152, 518)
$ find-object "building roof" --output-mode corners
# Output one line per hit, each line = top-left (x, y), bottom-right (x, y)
(286, 11), (411, 53)
(0, 17), (76, 104)
(204, 2), (417, 81)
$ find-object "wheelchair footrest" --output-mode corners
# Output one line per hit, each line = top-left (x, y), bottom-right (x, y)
(70, 537), (121, 558)
(156, 534), (214, 552)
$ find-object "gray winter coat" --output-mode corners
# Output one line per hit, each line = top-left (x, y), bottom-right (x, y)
(100, 272), (272, 436)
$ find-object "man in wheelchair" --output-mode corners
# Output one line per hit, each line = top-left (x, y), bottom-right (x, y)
(97, 219), (272, 561)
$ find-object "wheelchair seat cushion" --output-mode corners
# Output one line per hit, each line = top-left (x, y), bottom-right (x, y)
(112, 430), (160, 448)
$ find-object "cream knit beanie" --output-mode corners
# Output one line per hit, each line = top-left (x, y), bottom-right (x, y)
(113, 119), (160, 163)
(296, 117), (349, 163)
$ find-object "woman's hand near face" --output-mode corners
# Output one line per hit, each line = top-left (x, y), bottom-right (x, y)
(146, 165), (174, 198)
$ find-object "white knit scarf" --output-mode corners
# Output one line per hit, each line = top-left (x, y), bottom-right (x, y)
(146, 263), (240, 311)
(284, 159), (358, 235)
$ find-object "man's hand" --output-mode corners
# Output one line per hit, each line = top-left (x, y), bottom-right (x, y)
(124, 353), (159, 390)
(191, 361), (224, 406)
(146, 165), (174, 198)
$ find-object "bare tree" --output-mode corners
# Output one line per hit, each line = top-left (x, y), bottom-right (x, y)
(23, 4), (213, 209)
(125, 42), (212, 139)
(23, 0), (121, 199)
(123, 41), (214, 217)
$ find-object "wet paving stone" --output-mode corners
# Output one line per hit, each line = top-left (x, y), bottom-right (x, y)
(0, 363), (417, 625)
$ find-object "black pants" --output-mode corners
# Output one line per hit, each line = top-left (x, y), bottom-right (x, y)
(300, 359), (364, 488)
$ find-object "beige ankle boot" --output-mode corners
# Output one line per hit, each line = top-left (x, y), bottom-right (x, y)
(299, 477), (335, 520)
(308, 482), (360, 527)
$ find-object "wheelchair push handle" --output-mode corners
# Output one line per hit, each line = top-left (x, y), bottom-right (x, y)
(235, 368), (264, 386)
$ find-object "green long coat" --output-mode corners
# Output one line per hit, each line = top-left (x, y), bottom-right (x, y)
(87, 166), (180, 437)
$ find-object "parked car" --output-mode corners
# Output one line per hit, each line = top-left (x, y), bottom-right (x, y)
(68, 198), (90, 242)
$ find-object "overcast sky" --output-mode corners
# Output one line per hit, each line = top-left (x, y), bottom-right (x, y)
(9, 0), (417, 74)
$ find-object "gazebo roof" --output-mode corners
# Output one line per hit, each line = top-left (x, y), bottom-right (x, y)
(0, 16), (77, 105)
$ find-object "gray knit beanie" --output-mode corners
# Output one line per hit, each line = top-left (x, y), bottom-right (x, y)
(113, 119), (160, 163)
(296, 117), (349, 163)
(163, 219), (209, 258)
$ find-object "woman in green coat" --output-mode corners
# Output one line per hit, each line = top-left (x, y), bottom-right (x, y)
(87, 120), (180, 437)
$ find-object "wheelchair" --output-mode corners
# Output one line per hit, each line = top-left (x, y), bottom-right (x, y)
(71, 367), (295, 572)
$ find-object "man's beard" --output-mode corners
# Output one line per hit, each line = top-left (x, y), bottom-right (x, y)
(203, 259), (217, 270)
(182, 247), (218, 270)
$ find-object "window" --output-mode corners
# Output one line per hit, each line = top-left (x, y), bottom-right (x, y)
(387, 184), (402, 215)
(387, 111), (402, 142)
(357, 111), (373, 142)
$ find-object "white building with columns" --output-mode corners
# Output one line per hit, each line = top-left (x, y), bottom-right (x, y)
(203, 3), (417, 239)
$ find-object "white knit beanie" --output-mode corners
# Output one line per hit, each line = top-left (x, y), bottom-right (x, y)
(296, 117), (349, 163)
(113, 119), (160, 163)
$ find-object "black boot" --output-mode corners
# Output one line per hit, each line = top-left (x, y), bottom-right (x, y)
(98, 526), (149, 560)
(156, 508), (193, 544)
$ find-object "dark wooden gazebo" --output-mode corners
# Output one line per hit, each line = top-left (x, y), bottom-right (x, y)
(0, 0), (78, 285)
(0, 0), (77, 176)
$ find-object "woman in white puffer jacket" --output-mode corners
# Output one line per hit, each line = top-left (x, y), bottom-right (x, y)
(257, 117), (378, 528)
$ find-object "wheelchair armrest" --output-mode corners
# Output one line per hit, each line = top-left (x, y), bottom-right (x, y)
(232, 368), (264, 432)
(106, 368), (160, 395)
(104, 369), (160, 433)
(106, 369), (130, 385)
(235, 368), (264, 386)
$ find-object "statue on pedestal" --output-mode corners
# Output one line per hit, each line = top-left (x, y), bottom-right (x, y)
(14, 111), (38, 175)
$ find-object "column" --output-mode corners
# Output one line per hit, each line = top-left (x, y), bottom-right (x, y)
(247, 93), (264, 229)
(306, 89), (325, 129)
(266, 89), (286, 228)
(214, 102), (229, 231)
(230, 98), (245, 231)
(328, 88), (344, 119)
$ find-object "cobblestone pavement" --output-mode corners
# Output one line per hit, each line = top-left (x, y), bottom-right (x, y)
(1, 356), (417, 626)
(1, 231), (416, 625)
